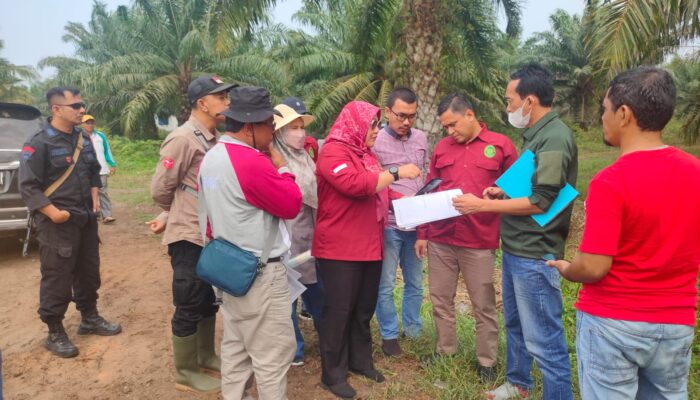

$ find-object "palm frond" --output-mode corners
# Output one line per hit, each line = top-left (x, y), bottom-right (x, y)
(586, 0), (700, 78)
(122, 74), (180, 136)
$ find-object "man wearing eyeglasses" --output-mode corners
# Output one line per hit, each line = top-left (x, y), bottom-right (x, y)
(19, 86), (122, 359)
(148, 75), (236, 393)
(371, 87), (429, 357)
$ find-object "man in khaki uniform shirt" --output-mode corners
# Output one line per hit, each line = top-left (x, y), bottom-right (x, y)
(147, 75), (235, 393)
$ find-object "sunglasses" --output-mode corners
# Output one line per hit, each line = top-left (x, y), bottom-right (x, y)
(54, 102), (87, 110)
(370, 118), (380, 130)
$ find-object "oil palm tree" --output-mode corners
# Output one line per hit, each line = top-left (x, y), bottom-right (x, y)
(0, 40), (38, 104)
(287, 0), (405, 135)
(292, 0), (516, 146)
(41, 0), (283, 138)
(585, 0), (700, 78)
(402, 0), (521, 143)
(519, 9), (598, 127)
(668, 53), (700, 144)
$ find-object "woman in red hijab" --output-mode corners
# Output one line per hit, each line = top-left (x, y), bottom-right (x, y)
(312, 101), (421, 399)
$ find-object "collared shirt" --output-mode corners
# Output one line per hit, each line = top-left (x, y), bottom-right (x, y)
(372, 126), (429, 229)
(151, 116), (218, 246)
(416, 124), (517, 249)
(197, 135), (302, 258)
(312, 141), (385, 261)
(19, 121), (102, 227)
(90, 130), (116, 175)
(500, 111), (578, 259)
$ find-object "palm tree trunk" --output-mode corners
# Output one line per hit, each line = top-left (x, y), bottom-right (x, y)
(403, 0), (445, 151)
(177, 65), (191, 124)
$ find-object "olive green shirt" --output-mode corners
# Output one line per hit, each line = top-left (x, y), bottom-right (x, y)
(500, 111), (578, 260)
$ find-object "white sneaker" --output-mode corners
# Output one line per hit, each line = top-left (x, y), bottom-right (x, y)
(484, 382), (529, 400)
(291, 357), (304, 367)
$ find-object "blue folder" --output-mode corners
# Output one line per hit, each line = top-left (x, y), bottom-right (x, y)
(495, 149), (578, 227)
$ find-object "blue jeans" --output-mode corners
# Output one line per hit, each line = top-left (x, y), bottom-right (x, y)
(375, 227), (424, 339)
(577, 310), (694, 399)
(291, 280), (324, 360)
(502, 251), (573, 399)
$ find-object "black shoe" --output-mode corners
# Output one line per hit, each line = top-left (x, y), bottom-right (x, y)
(349, 368), (385, 383)
(77, 312), (122, 336)
(44, 328), (79, 358)
(381, 338), (401, 357)
(321, 381), (356, 399)
(477, 364), (497, 383)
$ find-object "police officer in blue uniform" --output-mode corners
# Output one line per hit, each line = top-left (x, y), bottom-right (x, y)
(19, 86), (121, 358)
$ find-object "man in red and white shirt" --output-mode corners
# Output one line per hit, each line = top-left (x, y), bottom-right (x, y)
(548, 66), (700, 399)
(198, 86), (302, 400)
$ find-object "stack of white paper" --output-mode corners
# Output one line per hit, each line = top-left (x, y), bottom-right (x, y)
(285, 264), (307, 304)
(392, 189), (464, 229)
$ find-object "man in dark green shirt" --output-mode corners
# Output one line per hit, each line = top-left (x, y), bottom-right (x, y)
(453, 63), (576, 400)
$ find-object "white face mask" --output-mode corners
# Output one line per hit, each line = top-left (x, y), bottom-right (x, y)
(284, 128), (306, 150)
(507, 100), (531, 129)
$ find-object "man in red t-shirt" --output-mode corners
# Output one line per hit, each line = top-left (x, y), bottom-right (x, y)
(548, 66), (700, 399)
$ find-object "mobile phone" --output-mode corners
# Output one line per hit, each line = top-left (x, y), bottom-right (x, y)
(415, 178), (443, 196)
(541, 253), (556, 261)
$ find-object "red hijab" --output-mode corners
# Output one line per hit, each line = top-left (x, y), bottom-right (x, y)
(325, 101), (387, 223)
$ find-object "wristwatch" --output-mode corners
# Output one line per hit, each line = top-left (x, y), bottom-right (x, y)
(389, 166), (400, 181)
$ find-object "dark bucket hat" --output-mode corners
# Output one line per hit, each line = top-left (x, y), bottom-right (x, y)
(222, 86), (282, 123)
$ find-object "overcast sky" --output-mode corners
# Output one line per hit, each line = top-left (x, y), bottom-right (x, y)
(1, 0), (585, 78)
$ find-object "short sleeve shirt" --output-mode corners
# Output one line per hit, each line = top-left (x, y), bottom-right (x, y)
(575, 147), (700, 326)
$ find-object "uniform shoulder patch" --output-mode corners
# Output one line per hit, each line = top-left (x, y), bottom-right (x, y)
(332, 163), (348, 174)
(21, 145), (35, 160)
(162, 157), (175, 170)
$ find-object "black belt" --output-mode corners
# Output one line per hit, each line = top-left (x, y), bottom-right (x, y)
(267, 257), (282, 263)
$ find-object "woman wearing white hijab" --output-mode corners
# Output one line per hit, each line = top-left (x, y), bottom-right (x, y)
(273, 103), (323, 367)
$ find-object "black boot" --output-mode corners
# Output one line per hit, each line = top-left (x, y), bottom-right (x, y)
(77, 310), (122, 336)
(45, 322), (79, 358)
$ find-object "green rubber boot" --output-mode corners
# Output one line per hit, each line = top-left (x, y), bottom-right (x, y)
(196, 316), (221, 375)
(172, 334), (220, 393)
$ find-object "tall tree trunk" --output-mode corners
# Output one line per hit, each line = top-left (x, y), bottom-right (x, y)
(138, 117), (159, 140)
(403, 0), (446, 151)
(177, 64), (192, 125)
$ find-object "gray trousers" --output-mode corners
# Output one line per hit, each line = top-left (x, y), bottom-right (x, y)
(99, 175), (112, 218)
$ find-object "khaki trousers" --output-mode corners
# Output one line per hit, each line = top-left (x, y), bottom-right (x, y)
(427, 241), (499, 366)
(220, 262), (296, 400)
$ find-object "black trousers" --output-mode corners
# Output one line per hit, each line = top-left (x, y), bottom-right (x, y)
(36, 212), (100, 325)
(317, 259), (382, 385)
(168, 240), (218, 337)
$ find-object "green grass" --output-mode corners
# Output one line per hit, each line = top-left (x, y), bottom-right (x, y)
(110, 128), (699, 399)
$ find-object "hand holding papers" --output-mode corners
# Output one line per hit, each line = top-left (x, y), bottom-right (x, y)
(495, 149), (578, 227)
(393, 189), (464, 229)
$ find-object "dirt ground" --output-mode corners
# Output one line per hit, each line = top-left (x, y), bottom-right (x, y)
(0, 199), (444, 400)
